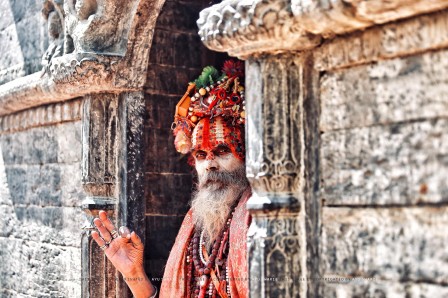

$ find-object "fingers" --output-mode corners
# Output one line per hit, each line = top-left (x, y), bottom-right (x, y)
(94, 218), (112, 242)
(98, 210), (117, 234)
(130, 231), (144, 250)
(92, 231), (107, 248)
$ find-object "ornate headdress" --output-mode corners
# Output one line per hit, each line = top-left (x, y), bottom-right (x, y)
(172, 60), (246, 160)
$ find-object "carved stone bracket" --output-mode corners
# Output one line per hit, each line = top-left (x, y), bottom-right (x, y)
(197, 0), (448, 58)
(0, 0), (166, 117)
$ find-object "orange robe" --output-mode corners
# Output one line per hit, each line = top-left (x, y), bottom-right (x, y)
(160, 189), (252, 298)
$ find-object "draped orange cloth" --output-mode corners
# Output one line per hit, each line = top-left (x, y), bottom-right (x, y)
(160, 189), (252, 298)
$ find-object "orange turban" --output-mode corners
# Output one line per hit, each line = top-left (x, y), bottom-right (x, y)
(172, 60), (245, 160)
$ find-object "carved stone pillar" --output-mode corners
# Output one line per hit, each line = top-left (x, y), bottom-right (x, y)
(245, 55), (312, 297)
(81, 93), (119, 298)
(81, 92), (145, 298)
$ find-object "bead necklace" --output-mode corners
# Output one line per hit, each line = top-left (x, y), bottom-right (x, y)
(187, 207), (236, 298)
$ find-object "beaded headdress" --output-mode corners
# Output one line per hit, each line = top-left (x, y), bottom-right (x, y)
(172, 60), (246, 160)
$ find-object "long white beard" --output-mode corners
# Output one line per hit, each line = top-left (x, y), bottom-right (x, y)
(191, 165), (248, 249)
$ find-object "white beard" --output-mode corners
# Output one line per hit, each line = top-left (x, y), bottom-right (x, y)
(191, 164), (248, 249)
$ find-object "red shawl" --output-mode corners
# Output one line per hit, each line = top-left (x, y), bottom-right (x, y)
(160, 189), (252, 297)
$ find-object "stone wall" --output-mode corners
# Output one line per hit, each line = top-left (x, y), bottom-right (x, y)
(0, 0), (47, 85)
(198, 1), (448, 297)
(0, 99), (86, 297)
(317, 11), (448, 297)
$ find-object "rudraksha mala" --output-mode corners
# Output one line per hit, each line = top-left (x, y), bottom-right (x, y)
(185, 205), (237, 298)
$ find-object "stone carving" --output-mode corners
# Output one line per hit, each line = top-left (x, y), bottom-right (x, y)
(245, 56), (302, 208)
(41, 0), (143, 81)
(48, 55), (114, 84)
(82, 93), (119, 196)
(1, 0), (166, 116)
(0, 98), (82, 134)
(198, 0), (319, 58)
(248, 216), (301, 297)
(42, 0), (66, 74)
(80, 92), (146, 297)
(244, 55), (306, 297)
(64, 0), (140, 56)
(197, 0), (448, 58)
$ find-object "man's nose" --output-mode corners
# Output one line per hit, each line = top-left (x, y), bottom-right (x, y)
(205, 152), (219, 171)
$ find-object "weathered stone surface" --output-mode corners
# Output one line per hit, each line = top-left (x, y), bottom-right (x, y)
(197, 0), (448, 58)
(320, 50), (448, 131)
(0, 0), (166, 117)
(3, 163), (83, 207)
(321, 207), (448, 284)
(0, 121), (82, 165)
(81, 94), (119, 192)
(315, 9), (448, 71)
(323, 280), (448, 298)
(245, 56), (302, 208)
(0, 237), (81, 297)
(0, 98), (82, 135)
(245, 54), (318, 297)
(0, 0), (45, 85)
(0, 204), (84, 247)
(321, 119), (448, 206)
(0, 111), (86, 296)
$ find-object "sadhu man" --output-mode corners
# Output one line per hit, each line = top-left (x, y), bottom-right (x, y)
(92, 61), (251, 297)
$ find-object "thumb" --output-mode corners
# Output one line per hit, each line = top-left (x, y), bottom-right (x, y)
(130, 231), (144, 250)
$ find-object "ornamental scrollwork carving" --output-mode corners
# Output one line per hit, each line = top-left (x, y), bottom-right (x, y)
(245, 57), (302, 200)
(45, 54), (117, 86)
(198, 0), (448, 58)
(41, 0), (141, 80)
(248, 216), (300, 296)
(197, 0), (321, 58)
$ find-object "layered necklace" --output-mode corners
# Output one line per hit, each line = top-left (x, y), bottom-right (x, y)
(185, 204), (238, 298)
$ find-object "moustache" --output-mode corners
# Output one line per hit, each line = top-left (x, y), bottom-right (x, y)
(198, 166), (247, 187)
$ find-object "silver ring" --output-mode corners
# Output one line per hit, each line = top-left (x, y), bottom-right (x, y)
(105, 239), (111, 245)
(100, 244), (108, 251)
(119, 226), (131, 238)
(111, 230), (119, 239)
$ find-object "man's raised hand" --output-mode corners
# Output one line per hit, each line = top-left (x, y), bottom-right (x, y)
(91, 210), (145, 277)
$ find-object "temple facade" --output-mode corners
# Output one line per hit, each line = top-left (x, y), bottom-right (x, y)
(0, 0), (447, 297)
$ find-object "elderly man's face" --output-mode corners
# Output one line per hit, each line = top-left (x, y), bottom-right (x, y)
(193, 144), (244, 188)
(191, 143), (248, 246)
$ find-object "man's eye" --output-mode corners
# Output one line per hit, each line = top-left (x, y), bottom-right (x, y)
(217, 147), (230, 155)
(195, 152), (206, 159)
